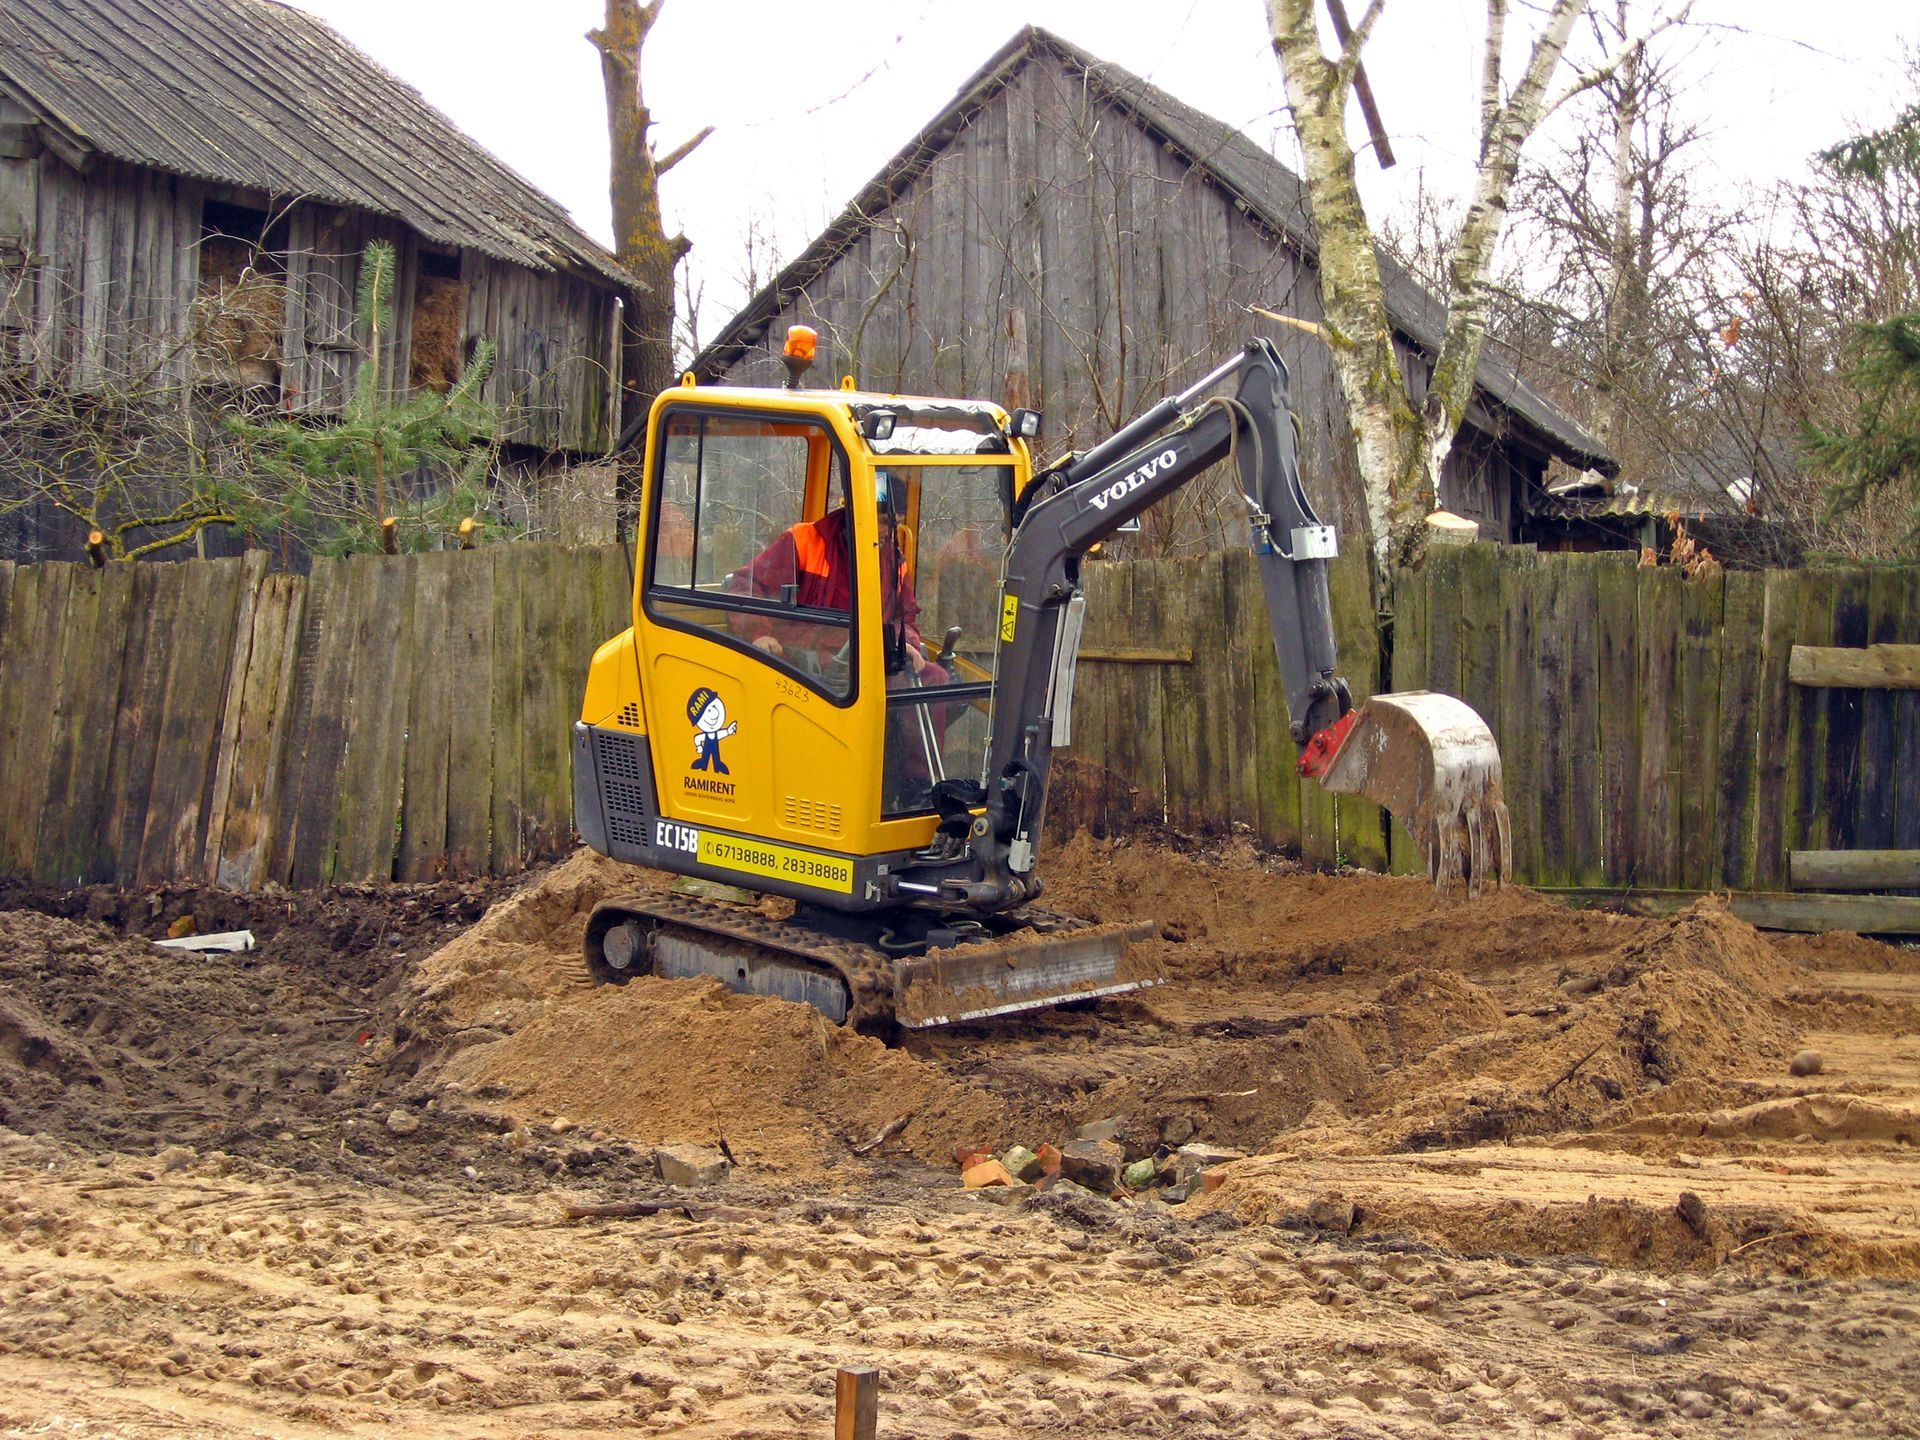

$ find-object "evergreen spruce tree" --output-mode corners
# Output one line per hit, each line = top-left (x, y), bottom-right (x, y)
(229, 240), (506, 555)
(1803, 105), (1920, 555)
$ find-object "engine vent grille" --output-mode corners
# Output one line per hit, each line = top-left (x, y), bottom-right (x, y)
(597, 732), (645, 784)
(595, 730), (651, 849)
(616, 702), (642, 730)
(782, 796), (843, 835)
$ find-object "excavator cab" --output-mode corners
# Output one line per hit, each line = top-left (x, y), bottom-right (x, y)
(578, 385), (1023, 881)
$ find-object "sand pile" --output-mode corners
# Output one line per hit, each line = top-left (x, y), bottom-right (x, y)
(1036, 830), (1634, 991)
(1234, 898), (1805, 1159)
(404, 848), (637, 1035)
(404, 853), (1006, 1181)
(442, 976), (1006, 1178)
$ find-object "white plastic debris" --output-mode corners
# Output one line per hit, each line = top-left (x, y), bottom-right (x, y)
(153, 929), (257, 953)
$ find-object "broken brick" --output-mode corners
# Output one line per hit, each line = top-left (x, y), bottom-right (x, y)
(962, 1158), (1015, 1189)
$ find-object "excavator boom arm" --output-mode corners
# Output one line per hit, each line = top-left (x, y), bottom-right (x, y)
(970, 341), (1346, 898)
(952, 338), (1508, 906)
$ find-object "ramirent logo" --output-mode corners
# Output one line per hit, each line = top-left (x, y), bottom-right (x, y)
(1086, 446), (1180, 512)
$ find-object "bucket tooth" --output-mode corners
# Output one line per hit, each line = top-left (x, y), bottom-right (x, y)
(893, 920), (1163, 1028)
(1316, 691), (1513, 896)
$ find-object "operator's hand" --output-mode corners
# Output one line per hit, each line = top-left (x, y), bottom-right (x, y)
(907, 643), (931, 677)
(752, 635), (785, 658)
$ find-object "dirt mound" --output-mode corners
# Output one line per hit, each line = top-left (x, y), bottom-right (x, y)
(1037, 830), (1636, 989)
(923, 894), (1810, 1168)
(398, 851), (1006, 1181)
(405, 848), (636, 1035)
(1773, 928), (1920, 974)
(444, 976), (1006, 1178)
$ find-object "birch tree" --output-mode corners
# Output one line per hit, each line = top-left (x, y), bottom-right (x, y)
(1267, 0), (1683, 580)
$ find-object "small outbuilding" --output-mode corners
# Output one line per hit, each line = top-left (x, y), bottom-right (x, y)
(0, 0), (632, 557)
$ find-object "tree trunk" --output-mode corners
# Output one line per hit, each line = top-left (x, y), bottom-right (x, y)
(1268, 0), (1594, 585)
(1268, 0), (1421, 593)
(589, 0), (709, 537)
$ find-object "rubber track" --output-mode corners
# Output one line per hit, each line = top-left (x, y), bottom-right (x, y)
(594, 892), (1100, 1026)
(595, 890), (899, 1023)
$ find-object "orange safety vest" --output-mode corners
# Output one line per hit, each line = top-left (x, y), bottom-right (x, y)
(789, 518), (836, 582)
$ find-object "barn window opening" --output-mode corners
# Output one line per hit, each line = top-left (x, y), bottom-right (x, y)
(410, 247), (466, 392)
(194, 200), (288, 390)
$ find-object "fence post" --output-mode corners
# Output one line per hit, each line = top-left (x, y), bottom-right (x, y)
(834, 1367), (878, 1440)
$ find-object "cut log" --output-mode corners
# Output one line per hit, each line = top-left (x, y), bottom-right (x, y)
(1535, 888), (1920, 935)
(1789, 850), (1920, 891)
(1788, 644), (1920, 689)
(1425, 509), (1480, 546)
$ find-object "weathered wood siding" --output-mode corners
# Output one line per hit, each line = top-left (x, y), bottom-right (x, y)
(2, 150), (617, 453)
(22, 156), (202, 392)
(705, 53), (1513, 545)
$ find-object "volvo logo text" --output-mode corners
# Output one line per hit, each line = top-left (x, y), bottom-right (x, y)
(1086, 447), (1180, 512)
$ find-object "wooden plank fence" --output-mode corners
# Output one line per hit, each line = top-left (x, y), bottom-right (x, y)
(1066, 547), (1916, 894)
(1386, 547), (1919, 891)
(0, 543), (1911, 893)
(0, 545), (633, 888)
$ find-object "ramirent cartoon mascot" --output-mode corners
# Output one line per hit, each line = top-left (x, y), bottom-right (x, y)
(687, 687), (737, 774)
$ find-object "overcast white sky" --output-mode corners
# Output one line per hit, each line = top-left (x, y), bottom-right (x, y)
(294, 0), (1915, 340)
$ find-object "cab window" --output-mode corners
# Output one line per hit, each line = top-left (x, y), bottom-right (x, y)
(645, 408), (855, 701)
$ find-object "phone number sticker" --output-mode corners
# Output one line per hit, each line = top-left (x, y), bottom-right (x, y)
(696, 832), (854, 893)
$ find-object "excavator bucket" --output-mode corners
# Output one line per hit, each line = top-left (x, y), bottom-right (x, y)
(1309, 691), (1513, 896)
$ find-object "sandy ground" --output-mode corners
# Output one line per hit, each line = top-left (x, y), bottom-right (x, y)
(4, 833), (1920, 1436)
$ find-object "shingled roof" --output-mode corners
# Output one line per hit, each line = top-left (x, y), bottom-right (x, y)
(697, 25), (1613, 476)
(0, 0), (629, 288)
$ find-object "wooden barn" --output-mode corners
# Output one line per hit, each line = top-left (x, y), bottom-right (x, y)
(0, 0), (630, 558)
(696, 26), (1615, 550)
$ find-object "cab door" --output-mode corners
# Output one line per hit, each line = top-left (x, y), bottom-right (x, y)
(636, 402), (879, 852)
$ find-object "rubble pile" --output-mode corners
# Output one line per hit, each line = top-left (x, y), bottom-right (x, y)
(951, 1116), (1246, 1208)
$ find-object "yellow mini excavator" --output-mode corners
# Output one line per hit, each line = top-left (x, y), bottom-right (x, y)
(572, 330), (1511, 1029)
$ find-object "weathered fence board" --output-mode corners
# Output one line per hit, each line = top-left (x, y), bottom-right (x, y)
(59, 564), (139, 883)
(444, 548), (497, 875)
(1562, 555), (1604, 887)
(1898, 571), (1920, 856)
(136, 559), (244, 885)
(1593, 557), (1641, 884)
(1751, 570), (1801, 890)
(1675, 571), (1725, 891)
(1714, 572), (1765, 890)
(332, 555), (414, 883)
(1634, 566), (1683, 887)
(104, 563), (178, 882)
(489, 545), (531, 875)
(398, 551), (455, 881)
(1386, 554), (1431, 878)
(0, 544), (1912, 895)
(209, 566), (305, 888)
(1330, 552), (1386, 872)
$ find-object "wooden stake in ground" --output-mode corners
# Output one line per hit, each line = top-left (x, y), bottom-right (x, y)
(835, 1367), (879, 1440)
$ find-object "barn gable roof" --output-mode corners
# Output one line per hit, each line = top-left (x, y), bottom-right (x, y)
(696, 25), (1613, 475)
(0, 0), (630, 289)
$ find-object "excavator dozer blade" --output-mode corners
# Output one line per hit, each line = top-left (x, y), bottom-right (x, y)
(1315, 691), (1513, 896)
(893, 920), (1164, 1029)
